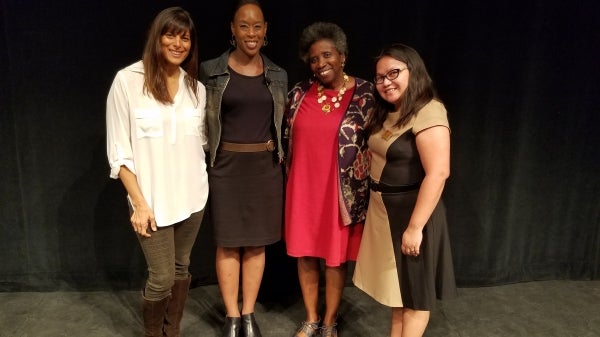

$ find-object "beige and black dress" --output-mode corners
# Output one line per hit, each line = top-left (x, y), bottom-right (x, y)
(353, 100), (457, 310)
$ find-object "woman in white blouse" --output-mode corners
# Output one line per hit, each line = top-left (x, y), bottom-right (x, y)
(105, 7), (208, 336)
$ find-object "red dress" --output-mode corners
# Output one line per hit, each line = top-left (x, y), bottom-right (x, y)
(284, 83), (363, 267)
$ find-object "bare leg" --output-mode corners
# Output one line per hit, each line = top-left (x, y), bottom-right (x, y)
(390, 307), (403, 337)
(216, 246), (241, 317)
(240, 246), (265, 315)
(401, 308), (430, 337)
(297, 257), (321, 323)
(322, 264), (346, 326)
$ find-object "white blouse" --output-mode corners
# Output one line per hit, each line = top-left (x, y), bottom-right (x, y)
(106, 61), (209, 227)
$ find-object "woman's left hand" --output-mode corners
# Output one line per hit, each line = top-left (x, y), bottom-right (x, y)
(401, 226), (423, 256)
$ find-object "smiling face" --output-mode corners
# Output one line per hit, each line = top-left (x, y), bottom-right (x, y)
(230, 4), (267, 58)
(375, 55), (410, 108)
(308, 39), (346, 89)
(160, 29), (191, 68)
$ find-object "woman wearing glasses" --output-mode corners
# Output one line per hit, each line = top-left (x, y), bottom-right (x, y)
(284, 22), (374, 337)
(353, 43), (457, 337)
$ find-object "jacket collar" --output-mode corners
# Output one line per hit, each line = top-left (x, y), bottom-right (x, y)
(208, 49), (283, 76)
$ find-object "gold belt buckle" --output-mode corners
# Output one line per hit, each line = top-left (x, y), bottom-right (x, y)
(266, 140), (275, 152)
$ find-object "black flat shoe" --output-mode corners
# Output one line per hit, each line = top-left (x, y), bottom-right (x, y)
(242, 313), (262, 337)
(223, 316), (241, 337)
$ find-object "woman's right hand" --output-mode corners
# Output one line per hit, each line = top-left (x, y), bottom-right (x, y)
(130, 205), (157, 238)
(117, 166), (157, 237)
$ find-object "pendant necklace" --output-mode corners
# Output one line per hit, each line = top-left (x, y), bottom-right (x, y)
(382, 110), (401, 140)
(381, 129), (393, 140)
(317, 73), (349, 114)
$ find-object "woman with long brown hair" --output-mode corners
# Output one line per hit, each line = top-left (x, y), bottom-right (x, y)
(106, 7), (208, 336)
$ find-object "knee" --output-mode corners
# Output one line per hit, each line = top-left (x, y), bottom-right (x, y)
(146, 272), (175, 299)
(243, 246), (265, 257)
(298, 256), (319, 268)
(174, 266), (190, 280)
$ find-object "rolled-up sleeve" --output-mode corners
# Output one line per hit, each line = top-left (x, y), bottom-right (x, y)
(106, 72), (135, 179)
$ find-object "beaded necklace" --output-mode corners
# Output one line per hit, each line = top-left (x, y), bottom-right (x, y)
(317, 73), (349, 114)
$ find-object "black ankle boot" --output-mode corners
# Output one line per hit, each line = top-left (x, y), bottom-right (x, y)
(241, 313), (262, 337)
(222, 316), (241, 337)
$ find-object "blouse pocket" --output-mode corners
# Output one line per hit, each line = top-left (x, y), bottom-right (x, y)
(183, 107), (203, 138)
(134, 108), (163, 138)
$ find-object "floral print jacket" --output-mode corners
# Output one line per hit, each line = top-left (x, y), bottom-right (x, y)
(284, 77), (375, 225)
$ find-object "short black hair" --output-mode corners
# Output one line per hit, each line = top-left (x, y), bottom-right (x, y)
(298, 22), (348, 63)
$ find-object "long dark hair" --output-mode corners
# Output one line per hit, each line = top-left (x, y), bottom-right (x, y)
(366, 43), (438, 135)
(142, 7), (199, 105)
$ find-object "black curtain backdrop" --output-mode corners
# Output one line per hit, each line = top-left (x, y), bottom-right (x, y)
(1, 0), (599, 292)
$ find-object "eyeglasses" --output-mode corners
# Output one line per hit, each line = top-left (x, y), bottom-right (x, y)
(374, 67), (408, 84)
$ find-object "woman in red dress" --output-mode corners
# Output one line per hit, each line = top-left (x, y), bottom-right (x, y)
(283, 22), (375, 337)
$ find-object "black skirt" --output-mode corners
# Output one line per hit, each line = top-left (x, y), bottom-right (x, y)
(208, 149), (284, 247)
(383, 190), (457, 310)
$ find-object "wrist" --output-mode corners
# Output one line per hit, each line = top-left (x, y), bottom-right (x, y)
(407, 223), (424, 231)
(130, 199), (148, 210)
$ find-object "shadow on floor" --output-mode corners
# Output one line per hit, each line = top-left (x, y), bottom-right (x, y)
(1, 280), (599, 337)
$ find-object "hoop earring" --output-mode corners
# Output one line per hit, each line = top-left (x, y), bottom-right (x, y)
(263, 35), (269, 47)
(230, 35), (237, 47)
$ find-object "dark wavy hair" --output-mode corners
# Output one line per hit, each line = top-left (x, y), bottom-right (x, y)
(142, 7), (199, 105)
(366, 43), (439, 135)
(298, 22), (348, 64)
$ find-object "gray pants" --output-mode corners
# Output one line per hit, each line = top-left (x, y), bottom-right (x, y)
(136, 210), (204, 301)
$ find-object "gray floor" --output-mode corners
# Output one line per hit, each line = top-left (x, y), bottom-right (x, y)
(1, 280), (599, 337)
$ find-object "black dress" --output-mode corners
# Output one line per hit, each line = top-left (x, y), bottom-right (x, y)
(209, 68), (283, 247)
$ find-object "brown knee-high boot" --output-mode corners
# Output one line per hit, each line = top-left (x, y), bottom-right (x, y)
(142, 291), (170, 337)
(163, 275), (192, 337)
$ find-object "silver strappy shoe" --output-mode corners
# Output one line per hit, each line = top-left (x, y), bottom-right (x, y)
(320, 322), (338, 337)
(293, 320), (320, 337)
